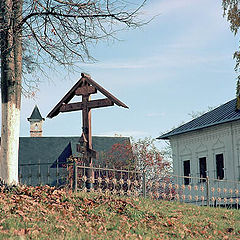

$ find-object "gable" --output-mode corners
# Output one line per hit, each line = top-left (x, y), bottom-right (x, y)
(47, 73), (128, 118)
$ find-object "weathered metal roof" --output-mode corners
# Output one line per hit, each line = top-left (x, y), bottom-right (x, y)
(27, 105), (45, 121)
(157, 98), (240, 140)
(19, 136), (130, 164)
(47, 73), (128, 118)
(18, 136), (130, 186)
(19, 136), (130, 165)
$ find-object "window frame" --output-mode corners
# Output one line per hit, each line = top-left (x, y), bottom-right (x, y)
(216, 153), (224, 180)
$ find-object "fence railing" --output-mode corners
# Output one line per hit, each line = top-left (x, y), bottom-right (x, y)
(19, 161), (71, 187)
(19, 162), (240, 209)
(74, 163), (143, 196)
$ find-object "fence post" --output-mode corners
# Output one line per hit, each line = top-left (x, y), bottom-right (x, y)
(56, 158), (59, 186)
(73, 161), (78, 192)
(142, 170), (146, 198)
(206, 176), (210, 206)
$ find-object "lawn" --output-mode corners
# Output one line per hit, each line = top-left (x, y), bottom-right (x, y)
(0, 185), (239, 239)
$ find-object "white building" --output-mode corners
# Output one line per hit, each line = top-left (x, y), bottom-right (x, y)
(158, 98), (240, 183)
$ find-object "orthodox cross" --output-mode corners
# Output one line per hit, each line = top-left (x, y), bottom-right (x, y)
(47, 73), (128, 171)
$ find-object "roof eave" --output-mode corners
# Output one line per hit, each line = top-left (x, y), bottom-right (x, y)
(27, 118), (45, 121)
(157, 117), (240, 140)
(156, 135), (170, 140)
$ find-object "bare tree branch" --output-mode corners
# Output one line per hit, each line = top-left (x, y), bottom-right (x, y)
(1, 0), (149, 93)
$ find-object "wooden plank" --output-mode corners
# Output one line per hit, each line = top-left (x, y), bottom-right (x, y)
(60, 102), (84, 112)
(59, 98), (114, 113)
(88, 108), (92, 152)
(83, 75), (129, 109)
(47, 78), (84, 118)
(75, 86), (97, 96)
(82, 95), (89, 157)
(88, 98), (114, 109)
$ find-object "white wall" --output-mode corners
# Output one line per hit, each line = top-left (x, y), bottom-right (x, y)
(169, 120), (240, 182)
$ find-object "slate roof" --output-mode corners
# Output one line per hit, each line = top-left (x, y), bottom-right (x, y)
(157, 98), (240, 140)
(19, 136), (130, 165)
(18, 136), (130, 186)
(27, 105), (45, 121)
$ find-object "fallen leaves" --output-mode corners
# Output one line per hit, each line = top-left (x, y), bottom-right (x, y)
(0, 184), (239, 239)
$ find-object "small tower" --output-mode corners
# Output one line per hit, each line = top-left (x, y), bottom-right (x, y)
(27, 105), (45, 137)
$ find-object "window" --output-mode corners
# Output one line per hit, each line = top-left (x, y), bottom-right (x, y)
(183, 160), (190, 185)
(216, 154), (224, 180)
(199, 157), (207, 182)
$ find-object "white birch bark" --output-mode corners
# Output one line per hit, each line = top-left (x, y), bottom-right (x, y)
(0, 104), (20, 184)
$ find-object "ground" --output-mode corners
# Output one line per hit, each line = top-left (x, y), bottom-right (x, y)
(0, 185), (239, 239)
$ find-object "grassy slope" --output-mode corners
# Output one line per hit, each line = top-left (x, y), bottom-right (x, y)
(0, 185), (239, 239)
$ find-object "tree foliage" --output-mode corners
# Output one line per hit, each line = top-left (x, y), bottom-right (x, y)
(103, 137), (172, 177)
(222, 0), (240, 73)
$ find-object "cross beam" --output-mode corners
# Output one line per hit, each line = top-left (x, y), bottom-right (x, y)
(59, 98), (114, 113)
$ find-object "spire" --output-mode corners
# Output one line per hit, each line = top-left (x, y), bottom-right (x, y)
(27, 105), (45, 121)
(27, 105), (45, 137)
(236, 80), (240, 111)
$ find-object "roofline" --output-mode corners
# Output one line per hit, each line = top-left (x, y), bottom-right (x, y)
(47, 73), (128, 119)
(84, 75), (128, 109)
(157, 117), (240, 140)
(47, 77), (84, 118)
(19, 136), (130, 139)
(28, 105), (45, 121)
(27, 118), (45, 121)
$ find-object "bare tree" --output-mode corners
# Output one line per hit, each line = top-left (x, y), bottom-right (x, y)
(0, 0), (147, 184)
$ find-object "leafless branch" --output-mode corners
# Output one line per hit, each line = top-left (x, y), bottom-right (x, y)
(1, 0), (149, 94)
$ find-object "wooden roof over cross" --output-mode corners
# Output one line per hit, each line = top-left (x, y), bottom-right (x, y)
(47, 73), (128, 119)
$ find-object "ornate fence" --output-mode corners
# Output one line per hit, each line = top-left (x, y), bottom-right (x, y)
(73, 164), (142, 197)
(19, 161), (70, 187)
(148, 175), (240, 209)
(19, 162), (240, 209)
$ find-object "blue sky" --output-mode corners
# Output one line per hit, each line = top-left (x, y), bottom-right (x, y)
(20, 0), (238, 145)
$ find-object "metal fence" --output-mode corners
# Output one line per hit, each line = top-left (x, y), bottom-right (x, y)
(19, 160), (70, 187)
(19, 162), (240, 209)
(146, 174), (240, 209)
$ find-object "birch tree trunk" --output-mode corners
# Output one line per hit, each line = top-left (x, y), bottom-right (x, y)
(0, 0), (22, 184)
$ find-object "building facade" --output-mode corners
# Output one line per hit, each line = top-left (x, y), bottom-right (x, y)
(158, 98), (240, 183)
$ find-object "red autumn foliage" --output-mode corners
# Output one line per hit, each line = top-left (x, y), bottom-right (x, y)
(103, 137), (172, 175)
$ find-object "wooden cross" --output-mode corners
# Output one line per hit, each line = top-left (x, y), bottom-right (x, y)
(47, 73), (128, 180)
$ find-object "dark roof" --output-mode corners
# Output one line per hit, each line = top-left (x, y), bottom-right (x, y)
(47, 73), (128, 118)
(157, 98), (240, 140)
(19, 136), (130, 165)
(18, 136), (130, 186)
(27, 105), (45, 121)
